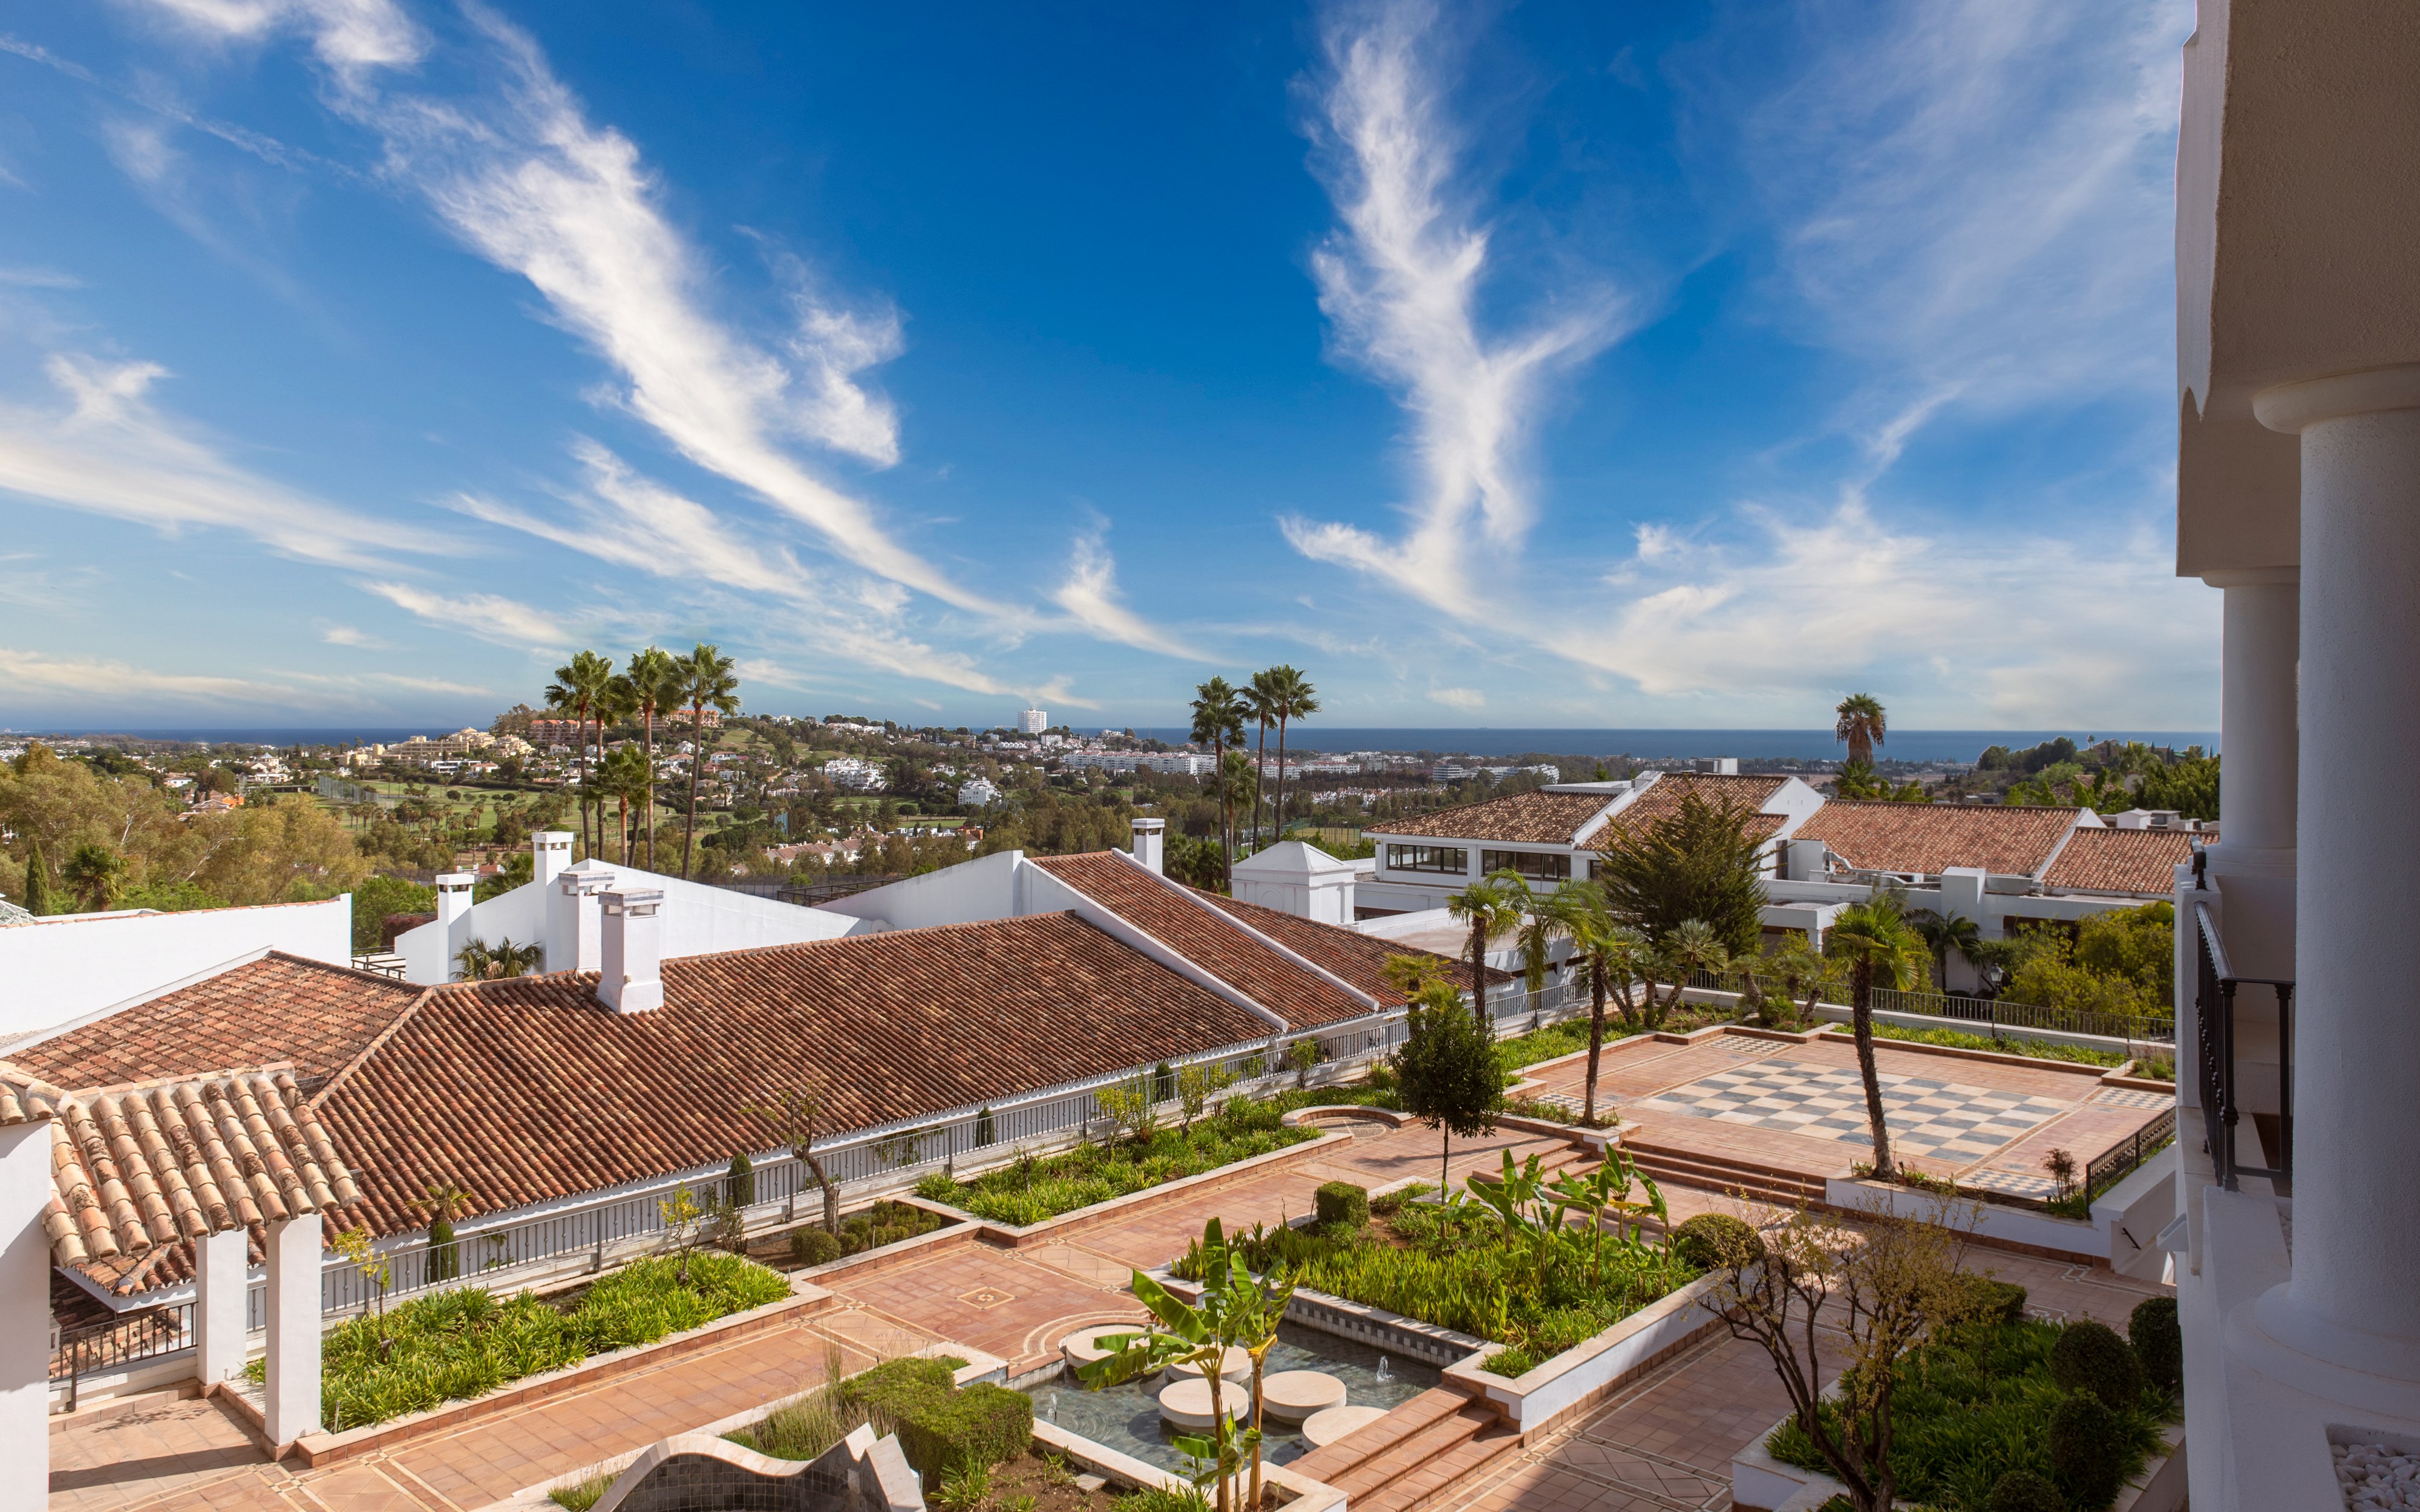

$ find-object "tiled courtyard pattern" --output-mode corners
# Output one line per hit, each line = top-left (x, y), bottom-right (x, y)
(1634, 1056), (2075, 1162)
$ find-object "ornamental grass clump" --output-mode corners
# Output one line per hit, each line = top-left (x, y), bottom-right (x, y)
(915, 1095), (1317, 1225)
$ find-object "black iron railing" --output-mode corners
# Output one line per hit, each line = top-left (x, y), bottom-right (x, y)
(51, 1303), (194, 1404)
(2084, 1106), (2177, 1202)
(2195, 901), (2293, 1191)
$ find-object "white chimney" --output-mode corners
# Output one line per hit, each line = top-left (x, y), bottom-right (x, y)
(1130, 816), (1165, 875)
(599, 888), (666, 1014)
(435, 872), (477, 978)
(1786, 838), (1828, 883)
(546, 865), (615, 974)
(533, 830), (573, 890)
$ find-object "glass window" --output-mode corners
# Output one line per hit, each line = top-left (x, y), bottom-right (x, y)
(1386, 844), (1467, 875)
(1481, 849), (1571, 881)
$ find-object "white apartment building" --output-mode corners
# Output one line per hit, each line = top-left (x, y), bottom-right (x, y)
(1018, 706), (1048, 735)
(822, 757), (888, 792)
(2162, 6), (2420, 1506)
(957, 777), (1002, 807)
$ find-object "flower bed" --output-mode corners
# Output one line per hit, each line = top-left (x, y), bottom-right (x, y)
(914, 1092), (1355, 1226)
(1824, 1020), (2132, 1067)
(270, 1252), (788, 1431)
(1765, 1305), (2178, 1511)
(1179, 1189), (1696, 1371)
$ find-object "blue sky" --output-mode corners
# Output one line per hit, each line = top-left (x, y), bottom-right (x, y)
(0, 0), (2210, 731)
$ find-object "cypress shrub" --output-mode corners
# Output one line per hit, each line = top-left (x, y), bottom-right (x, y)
(425, 1217), (459, 1284)
(23, 841), (51, 916)
(1671, 1213), (1763, 1270)
(727, 1153), (755, 1208)
(790, 1228), (841, 1267)
(2049, 1320), (2146, 1408)
(1314, 1181), (1369, 1231)
(1984, 1467), (2067, 1512)
(1153, 1062), (1175, 1102)
(974, 1106), (996, 1147)
(2128, 1295), (2182, 1392)
(2047, 1390), (2129, 1509)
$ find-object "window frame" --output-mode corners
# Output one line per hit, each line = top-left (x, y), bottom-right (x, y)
(1385, 843), (1468, 876)
(1480, 848), (1572, 882)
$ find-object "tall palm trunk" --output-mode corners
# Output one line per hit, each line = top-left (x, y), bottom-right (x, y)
(616, 792), (630, 865)
(1850, 961), (1895, 1178)
(1469, 922), (1489, 1028)
(1275, 714), (1290, 839)
(1583, 962), (1609, 1124)
(641, 705), (656, 870)
(681, 701), (703, 878)
(580, 705), (595, 858)
(1213, 732), (1232, 890)
(1252, 719), (1269, 851)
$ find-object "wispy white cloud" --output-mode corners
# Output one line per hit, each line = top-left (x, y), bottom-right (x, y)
(1282, 0), (1625, 612)
(0, 353), (451, 569)
(319, 624), (380, 647)
(1427, 686), (1484, 711)
(358, 580), (568, 650)
(140, 0), (424, 73)
(1050, 524), (1207, 662)
(0, 645), (295, 703)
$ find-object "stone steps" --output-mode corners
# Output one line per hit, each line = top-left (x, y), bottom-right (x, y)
(1288, 1386), (1522, 1512)
(1620, 1139), (1831, 1205)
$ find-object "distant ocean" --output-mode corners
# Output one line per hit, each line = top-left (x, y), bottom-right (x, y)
(1123, 728), (2219, 764)
(13, 725), (2220, 765)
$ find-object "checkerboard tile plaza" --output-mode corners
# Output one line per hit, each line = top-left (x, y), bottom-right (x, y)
(1633, 1057), (2074, 1161)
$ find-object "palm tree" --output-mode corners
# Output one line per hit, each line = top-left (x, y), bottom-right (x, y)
(1905, 907), (1982, 994)
(1190, 677), (1248, 887)
(618, 647), (679, 870)
(597, 745), (652, 864)
(1448, 873), (1525, 1029)
(1650, 917), (1732, 1027)
(547, 650), (615, 859)
(454, 936), (544, 980)
(1243, 670), (1283, 851)
(1834, 692), (1887, 767)
(1548, 885), (1651, 1123)
(1264, 665), (1320, 838)
(60, 843), (126, 912)
(1824, 894), (1925, 1179)
(673, 644), (742, 879)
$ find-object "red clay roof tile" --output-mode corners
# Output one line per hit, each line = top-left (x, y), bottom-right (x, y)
(1794, 801), (2083, 878)
(2041, 827), (2193, 896)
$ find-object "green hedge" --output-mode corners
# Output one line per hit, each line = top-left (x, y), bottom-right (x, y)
(1314, 1181), (1369, 1230)
(839, 1357), (1032, 1479)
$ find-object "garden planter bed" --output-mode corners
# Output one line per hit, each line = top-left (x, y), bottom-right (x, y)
(945, 1128), (1355, 1250)
(1731, 1398), (2185, 1512)
(249, 1271), (839, 1467)
(1444, 1272), (1727, 1436)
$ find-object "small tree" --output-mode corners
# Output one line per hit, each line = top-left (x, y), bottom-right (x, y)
(411, 1182), (471, 1285)
(1094, 1067), (1162, 1145)
(332, 1227), (393, 1353)
(749, 1086), (841, 1235)
(1285, 1037), (1321, 1090)
(1175, 1061), (1237, 1134)
(727, 1152), (756, 1207)
(659, 1182), (705, 1282)
(1390, 982), (1505, 1195)
(1447, 876), (1525, 1027)
(21, 839), (53, 916)
(1825, 893), (1926, 1179)
(1698, 1201), (1983, 1512)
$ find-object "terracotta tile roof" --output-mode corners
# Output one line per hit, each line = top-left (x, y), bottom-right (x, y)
(1794, 801), (2084, 878)
(0, 1066), (65, 1126)
(310, 911), (1277, 1237)
(1583, 774), (1790, 852)
(1031, 853), (1374, 1029)
(2042, 827), (2194, 896)
(1192, 890), (1509, 997)
(1370, 791), (1615, 846)
(22, 953), (426, 1094)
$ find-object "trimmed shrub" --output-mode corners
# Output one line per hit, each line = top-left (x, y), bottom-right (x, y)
(425, 1216), (459, 1285)
(843, 1357), (1031, 1480)
(1984, 1467), (2067, 1512)
(2050, 1320), (2146, 1408)
(1369, 1182), (1430, 1216)
(1958, 1276), (2030, 1327)
(974, 1106), (996, 1147)
(2047, 1390), (2129, 1509)
(2128, 1296), (2182, 1393)
(790, 1228), (841, 1267)
(727, 1153), (755, 1208)
(1670, 1213), (1763, 1270)
(1314, 1181), (1369, 1231)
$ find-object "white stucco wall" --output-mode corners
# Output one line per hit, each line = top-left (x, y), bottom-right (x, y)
(396, 864), (859, 983)
(0, 898), (352, 1041)
(812, 850), (1023, 933)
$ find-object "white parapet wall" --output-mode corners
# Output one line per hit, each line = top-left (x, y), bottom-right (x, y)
(0, 898), (352, 1041)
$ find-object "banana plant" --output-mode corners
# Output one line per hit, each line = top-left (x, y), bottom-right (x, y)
(1082, 1217), (1270, 1512)
(1543, 1150), (1669, 1285)
(1463, 1150), (1563, 1292)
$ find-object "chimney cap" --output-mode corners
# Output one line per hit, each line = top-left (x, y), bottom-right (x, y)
(602, 888), (666, 916)
(560, 867), (618, 896)
(1131, 817), (1166, 832)
(436, 871), (477, 890)
(534, 830), (574, 846)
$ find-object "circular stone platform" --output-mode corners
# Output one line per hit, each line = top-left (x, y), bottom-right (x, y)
(1301, 1403), (1388, 1448)
(1166, 1345), (1252, 1383)
(1260, 1370), (1349, 1423)
(1059, 1323), (1147, 1370)
(1157, 1378), (1238, 1430)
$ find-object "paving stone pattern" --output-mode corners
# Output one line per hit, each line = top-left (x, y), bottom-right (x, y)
(1635, 1057), (2073, 1161)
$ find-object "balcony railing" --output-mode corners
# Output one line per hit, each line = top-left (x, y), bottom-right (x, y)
(51, 1303), (194, 1401)
(1684, 970), (2175, 1045)
(2195, 901), (2293, 1191)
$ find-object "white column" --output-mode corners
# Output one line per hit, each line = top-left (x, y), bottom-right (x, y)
(2200, 568), (2300, 870)
(263, 1214), (322, 1446)
(0, 1123), (50, 1508)
(2248, 363), (2420, 1396)
(434, 872), (477, 980)
(195, 1228), (249, 1386)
